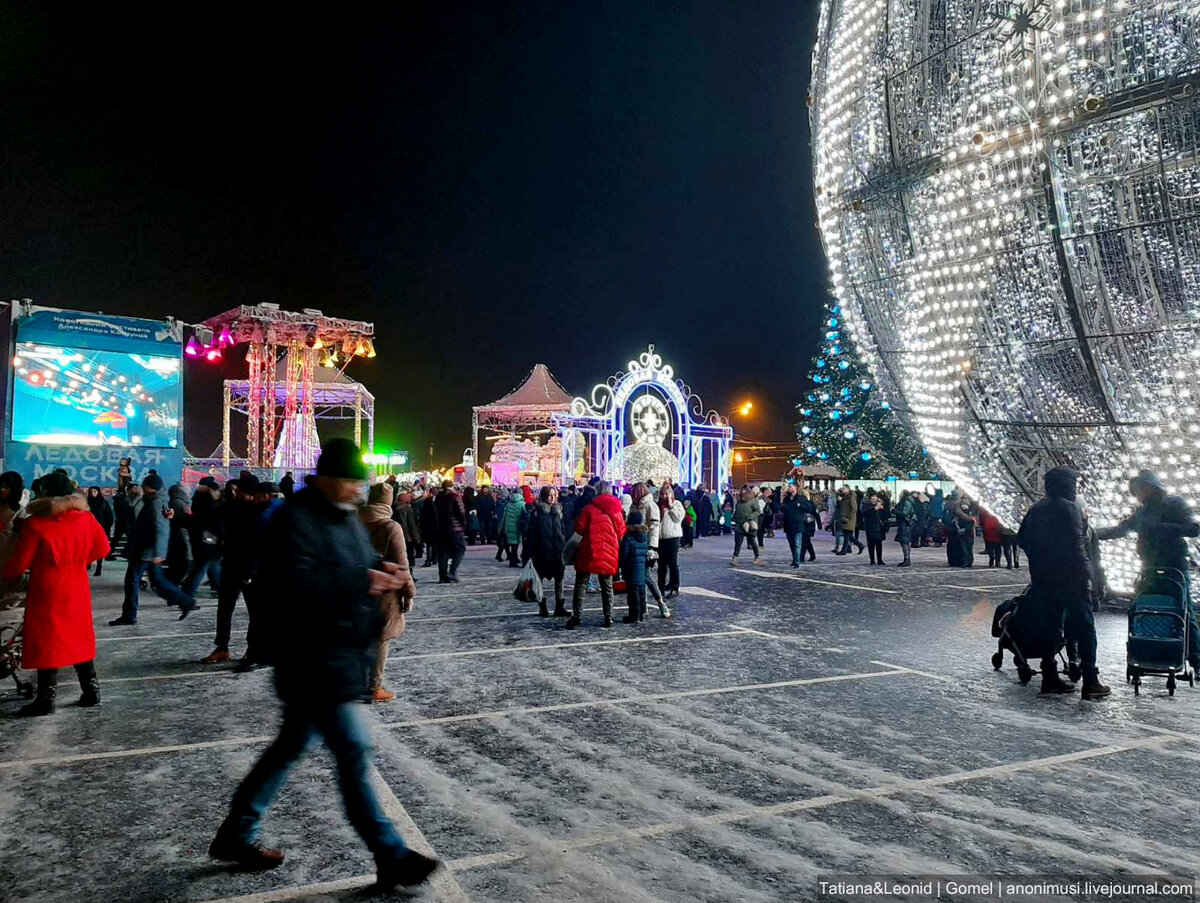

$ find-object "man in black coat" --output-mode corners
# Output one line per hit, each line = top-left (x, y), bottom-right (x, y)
(201, 474), (267, 667)
(1018, 466), (1109, 698)
(475, 486), (496, 544)
(1098, 469), (1200, 672)
(434, 480), (467, 583)
(208, 438), (438, 890)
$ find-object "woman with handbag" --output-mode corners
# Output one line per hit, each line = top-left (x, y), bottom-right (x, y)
(657, 485), (685, 599)
(525, 486), (567, 617)
(732, 488), (764, 566)
(566, 480), (625, 630)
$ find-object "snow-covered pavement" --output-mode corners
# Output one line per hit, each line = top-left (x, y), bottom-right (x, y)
(2, 534), (1197, 902)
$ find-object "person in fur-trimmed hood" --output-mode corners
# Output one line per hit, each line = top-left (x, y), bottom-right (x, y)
(2, 473), (110, 716)
(359, 482), (415, 702)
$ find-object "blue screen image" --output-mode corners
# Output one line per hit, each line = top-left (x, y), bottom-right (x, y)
(11, 341), (182, 448)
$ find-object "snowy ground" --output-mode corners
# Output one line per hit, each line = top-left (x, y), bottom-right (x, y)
(2, 532), (1199, 902)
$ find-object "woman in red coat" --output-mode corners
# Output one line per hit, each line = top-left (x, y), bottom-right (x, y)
(979, 508), (1005, 569)
(3, 472), (110, 716)
(567, 480), (625, 631)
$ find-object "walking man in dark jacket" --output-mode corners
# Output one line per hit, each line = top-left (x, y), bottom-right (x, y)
(1018, 467), (1109, 698)
(208, 438), (439, 889)
(434, 481), (467, 583)
(110, 474), (196, 625)
(201, 474), (267, 668)
(1098, 469), (1200, 672)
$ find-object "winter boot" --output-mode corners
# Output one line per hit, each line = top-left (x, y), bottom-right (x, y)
(76, 660), (101, 707)
(538, 600), (550, 618)
(566, 594), (583, 629)
(602, 597), (613, 628)
(1040, 663), (1076, 694)
(639, 592), (648, 622)
(20, 669), (58, 717)
(1081, 669), (1111, 699)
(622, 595), (639, 623)
(553, 597), (567, 617)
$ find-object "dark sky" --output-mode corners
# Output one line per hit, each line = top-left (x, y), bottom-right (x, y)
(0, 3), (826, 467)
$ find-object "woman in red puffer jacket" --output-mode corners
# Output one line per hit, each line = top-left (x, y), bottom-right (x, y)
(567, 480), (625, 631)
(979, 508), (1004, 568)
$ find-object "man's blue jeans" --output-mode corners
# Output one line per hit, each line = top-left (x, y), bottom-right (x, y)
(121, 560), (195, 622)
(183, 551), (222, 599)
(786, 531), (802, 565)
(219, 701), (409, 859)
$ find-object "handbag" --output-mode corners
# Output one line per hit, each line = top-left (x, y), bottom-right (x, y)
(742, 521), (757, 535)
(563, 532), (582, 566)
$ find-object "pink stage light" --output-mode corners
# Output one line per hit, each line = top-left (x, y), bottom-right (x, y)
(205, 347), (222, 362)
(218, 327), (233, 347)
(185, 337), (200, 357)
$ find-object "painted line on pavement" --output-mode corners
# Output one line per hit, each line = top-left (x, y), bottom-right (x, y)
(733, 568), (900, 594)
(869, 660), (953, 683)
(369, 764), (470, 902)
(937, 584), (1010, 593)
(375, 668), (916, 731)
(103, 669), (244, 684)
(396, 628), (753, 661)
(0, 667), (917, 770)
(677, 586), (741, 601)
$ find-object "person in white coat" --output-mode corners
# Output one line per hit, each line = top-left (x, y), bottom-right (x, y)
(631, 483), (671, 618)
(657, 485), (685, 599)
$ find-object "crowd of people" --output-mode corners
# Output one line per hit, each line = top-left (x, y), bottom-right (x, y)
(3, 442), (1198, 883)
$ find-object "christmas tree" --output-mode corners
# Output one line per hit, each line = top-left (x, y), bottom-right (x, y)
(796, 304), (933, 479)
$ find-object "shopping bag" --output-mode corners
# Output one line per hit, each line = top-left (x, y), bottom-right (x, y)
(513, 560), (541, 603)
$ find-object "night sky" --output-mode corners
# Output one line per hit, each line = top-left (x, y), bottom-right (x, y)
(0, 3), (826, 467)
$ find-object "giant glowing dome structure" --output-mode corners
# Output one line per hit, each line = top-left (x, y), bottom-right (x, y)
(810, 0), (1200, 590)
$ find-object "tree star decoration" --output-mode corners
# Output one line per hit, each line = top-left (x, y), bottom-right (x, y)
(809, 0), (1200, 592)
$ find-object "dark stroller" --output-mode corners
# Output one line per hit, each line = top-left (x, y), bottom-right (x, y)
(991, 587), (1080, 685)
(1127, 567), (1193, 696)
(0, 617), (35, 700)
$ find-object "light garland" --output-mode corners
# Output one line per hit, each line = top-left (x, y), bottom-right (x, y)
(810, 0), (1200, 591)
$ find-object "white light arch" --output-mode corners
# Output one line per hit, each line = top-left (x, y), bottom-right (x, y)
(553, 345), (734, 488)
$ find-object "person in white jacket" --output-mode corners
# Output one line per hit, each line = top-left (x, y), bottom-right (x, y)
(632, 483), (671, 618)
(657, 485), (685, 599)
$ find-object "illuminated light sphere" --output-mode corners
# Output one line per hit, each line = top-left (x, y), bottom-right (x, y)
(861, 452), (872, 462)
(809, 0), (1200, 590)
(844, 429), (856, 440)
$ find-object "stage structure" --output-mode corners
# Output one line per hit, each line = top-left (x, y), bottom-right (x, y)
(552, 346), (733, 488)
(472, 364), (573, 483)
(202, 304), (376, 470)
(222, 360), (375, 471)
(810, 0), (1200, 591)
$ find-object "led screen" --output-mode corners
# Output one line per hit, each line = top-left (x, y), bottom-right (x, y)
(11, 341), (181, 447)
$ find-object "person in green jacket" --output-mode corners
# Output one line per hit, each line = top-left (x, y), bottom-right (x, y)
(501, 489), (524, 567)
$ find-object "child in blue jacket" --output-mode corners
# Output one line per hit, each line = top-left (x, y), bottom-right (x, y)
(621, 509), (649, 623)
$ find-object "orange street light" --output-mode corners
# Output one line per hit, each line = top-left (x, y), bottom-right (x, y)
(734, 451), (745, 463)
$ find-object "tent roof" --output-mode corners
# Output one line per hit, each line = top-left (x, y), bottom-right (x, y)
(478, 364), (573, 411)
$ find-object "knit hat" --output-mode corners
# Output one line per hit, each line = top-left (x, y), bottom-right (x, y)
(40, 472), (75, 498)
(142, 473), (164, 492)
(316, 437), (367, 481)
(368, 482), (394, 507)
(198, 476), (219, 490)
(258, 481), (280, 496)
(235, 473), (260, 493)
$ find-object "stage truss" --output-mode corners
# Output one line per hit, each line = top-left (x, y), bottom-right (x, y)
(203, 304), (376, 469)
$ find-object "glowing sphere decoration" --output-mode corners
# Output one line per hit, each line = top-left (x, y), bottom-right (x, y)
(810, 0), (1200, 590)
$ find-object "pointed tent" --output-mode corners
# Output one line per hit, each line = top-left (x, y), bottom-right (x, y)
(472, 364), (574, 470)
(482, 364), (573, 410)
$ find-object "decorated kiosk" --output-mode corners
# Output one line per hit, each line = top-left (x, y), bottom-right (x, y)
(472, 364), (573, 485)
(552, 346), (733, 488)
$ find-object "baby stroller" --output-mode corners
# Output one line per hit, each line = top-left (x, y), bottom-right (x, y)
(991, 587), (1080, 685)
(0, 617), (35, 700)
(1127, 567), (1193, 696)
